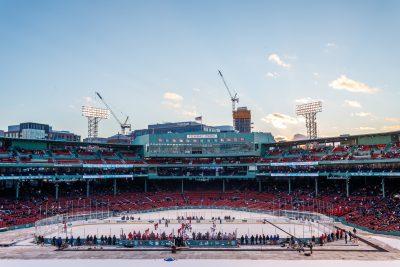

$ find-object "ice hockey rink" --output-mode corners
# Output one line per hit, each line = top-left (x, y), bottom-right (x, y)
(41, 208), (334, 239)
(1, 208), (400, 265)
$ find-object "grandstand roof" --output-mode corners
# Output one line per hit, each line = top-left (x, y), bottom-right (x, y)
(265, 130), (400, 148)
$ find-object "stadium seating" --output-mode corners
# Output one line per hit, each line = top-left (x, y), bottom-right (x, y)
(1, 141), (400, 165)
(262, 143), (400, 162)
(1, 141), (399, 234)
(1, 184), (399, 233)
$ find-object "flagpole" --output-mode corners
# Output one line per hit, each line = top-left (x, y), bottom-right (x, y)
(195, 116), (204, 131)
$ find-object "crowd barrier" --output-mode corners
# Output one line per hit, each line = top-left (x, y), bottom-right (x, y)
(42, 237), (239, 247)
(120, 239), (172, 247)
(0, 223), (35, 232)
(119, 239), (238, 247)
(186, 239), (238, 247)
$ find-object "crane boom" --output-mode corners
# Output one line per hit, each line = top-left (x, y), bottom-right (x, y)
(95, 91), (132, 135)
(96, 92), (122, 125)
(218, 70), (234, 99)
(217, 70), (239, 113)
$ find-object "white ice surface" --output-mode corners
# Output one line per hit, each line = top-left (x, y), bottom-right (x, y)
(43, 209), (334, 239)
(372, 235), (400, 250)
(0, 260), (400, 267)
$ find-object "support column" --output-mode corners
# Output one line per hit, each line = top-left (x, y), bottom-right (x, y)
(258, 180), (262, 193)
(55, 183), (59, 201)
(288, 178), (292, 195)
(381, 178), (386, 198)
(86, 180), (90, 198)
(113, 179), (117, 196)
(144, 179), (147, 193)
(346, 178), (350, 198)
(181, 179), (184, 194)
(315, 177), (318, 196)
(16, 181), (20, 200)
(222, 179), (225, 193)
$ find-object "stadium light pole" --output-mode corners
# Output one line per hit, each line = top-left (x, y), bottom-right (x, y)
(295, 101), (322, 140)
(82, 106), (110, 141)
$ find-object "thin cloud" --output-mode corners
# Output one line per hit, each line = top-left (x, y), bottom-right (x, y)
(344, 100), (362, 108)
(163, 92), (183, 102)
(83, 96), (96, 105)
(329, 75), (380, 94)
(352, 112), (372, 117)
(261, 113), (301, 129)
(162, 92), (199, 118)
(182, 109), (198, 118)
(294, 97), (323, 104)
(284, 54), (297, 60)
(266, 72), (279, 78)
(268, 53), (291, 69)
(384, 117), (400, 123)
(294, 97), (314, 104)
(382, 125), (400, 131)
(324, 42), (337, 53)
(163, 92), (183, 109)
(356, 126), (376, 131)
(274, 135), (289, 142)
(214, 98), (230, 108)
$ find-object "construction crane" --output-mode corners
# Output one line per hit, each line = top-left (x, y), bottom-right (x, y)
(218, 70), (239, 113)
(95, 91), (132, 135)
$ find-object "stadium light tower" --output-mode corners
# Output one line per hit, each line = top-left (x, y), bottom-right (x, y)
(295, 101), (322, 140)
(82, 106), (110, 140)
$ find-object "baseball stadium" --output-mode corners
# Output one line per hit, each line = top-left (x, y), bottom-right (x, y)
(2, 1), (400, 267)
(0, 128), (400, 264)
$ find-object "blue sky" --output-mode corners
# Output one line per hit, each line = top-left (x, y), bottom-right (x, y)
(0, 0), (399, 140)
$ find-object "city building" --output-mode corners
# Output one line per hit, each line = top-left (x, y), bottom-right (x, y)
(233, 107), (252, 133)
(148, 121), (219, 134)
(4, 122), (80, 141)
(48, 130), (81, 142)
(130, 128), (150, 140)
(132, 121), (220, 140)
(82, 137), (108, 143)
(133, 131), (274, 157)
(214, 125), (236, 133)
(107, 134), (131, 144)
(5, 122), (50, 139)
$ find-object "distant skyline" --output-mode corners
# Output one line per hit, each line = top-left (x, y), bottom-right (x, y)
(0, 0), (399, 140)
